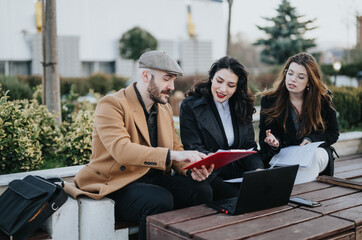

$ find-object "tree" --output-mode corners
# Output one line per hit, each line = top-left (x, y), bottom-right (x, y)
(119, 26), (158, 61)
(226, 0), (233, 55)
(42, 0), (62, 124)
(254, 0), (317, 65)
(229, 33), (259, 68)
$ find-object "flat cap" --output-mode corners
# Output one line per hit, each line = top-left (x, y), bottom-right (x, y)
(139, 50), (183, 76)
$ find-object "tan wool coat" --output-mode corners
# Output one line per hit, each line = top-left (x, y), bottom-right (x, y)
(64, 83), (187, 199)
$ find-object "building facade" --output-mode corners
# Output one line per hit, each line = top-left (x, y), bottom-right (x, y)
(0, 0), (228, 78)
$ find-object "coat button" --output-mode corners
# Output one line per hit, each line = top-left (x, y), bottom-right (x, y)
(120, 166), (126, 171)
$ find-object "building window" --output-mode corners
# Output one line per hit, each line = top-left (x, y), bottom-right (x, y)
(0, 62), (5, 75)
(9, 61), (31, 76)
(82, 62), (94, 76)
(99, 61), (115, 74)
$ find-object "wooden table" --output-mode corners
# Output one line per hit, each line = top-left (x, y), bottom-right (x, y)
(147, 178), (362, 240)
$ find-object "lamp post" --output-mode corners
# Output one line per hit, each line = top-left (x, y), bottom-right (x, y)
(333, 61), (341, 86)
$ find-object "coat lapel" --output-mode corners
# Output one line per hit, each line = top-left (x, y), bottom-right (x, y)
(125, 84), (151, 146)
(194, 98), (225, 149)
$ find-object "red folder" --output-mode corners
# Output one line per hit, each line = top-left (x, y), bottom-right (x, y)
(182, 150), (257, 170)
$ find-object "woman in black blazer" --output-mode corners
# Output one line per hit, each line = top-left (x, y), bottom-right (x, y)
(180, 56), (264, 200)
(259, 53), (339, 184)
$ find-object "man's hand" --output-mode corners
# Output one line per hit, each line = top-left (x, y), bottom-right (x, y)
(170, 150), (207, 163)
(191, 165), (214, 181)
(264, 129), (279, 148)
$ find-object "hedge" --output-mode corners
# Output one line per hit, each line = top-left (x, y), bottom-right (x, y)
(1, 74), (128, 100)
(320, 62), (362, 78)
(330, 86), (362, 131)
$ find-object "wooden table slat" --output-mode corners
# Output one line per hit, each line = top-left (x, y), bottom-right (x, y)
(168, 205), (293, 237)
(334, 162), (362, 174)
(291, 181), (333, 196)
(189, 208), (320, 240)
(335, 169), (362, 180)
(147, 204), (217, 227)
(301, 192), (362, 215)
(147, 222), (189, 240)
(335, 154), (362, 165)
(240, 215), (354, 240)
(293, 186), (359, 202)
(322, 231), (355, 240)
(331, 205), (362, 226)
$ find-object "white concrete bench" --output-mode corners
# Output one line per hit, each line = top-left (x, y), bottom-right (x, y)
(0, 165), (82, 240)
(0, 165), (138, 240)
(332, 131), (362, 157)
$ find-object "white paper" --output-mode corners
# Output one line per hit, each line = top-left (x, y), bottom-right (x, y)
(223, 177), (243, 183)
(216, 148), (254, 153)
(269, 141), (324, 168)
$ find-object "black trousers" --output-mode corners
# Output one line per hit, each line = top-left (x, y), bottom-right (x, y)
(107, 174), (212, 240)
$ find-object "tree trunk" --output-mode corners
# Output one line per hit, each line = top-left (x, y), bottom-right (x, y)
(226, 0), (233, 56)
(42, 0), (61, 124)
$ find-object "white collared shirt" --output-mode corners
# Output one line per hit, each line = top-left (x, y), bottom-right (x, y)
(214, 99), (234, 146)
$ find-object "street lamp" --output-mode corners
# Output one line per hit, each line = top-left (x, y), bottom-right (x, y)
(333, 61), (341, 86)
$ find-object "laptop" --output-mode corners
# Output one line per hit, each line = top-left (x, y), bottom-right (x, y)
(207, 165), (299, 215)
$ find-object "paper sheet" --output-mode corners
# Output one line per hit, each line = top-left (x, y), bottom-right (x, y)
(269, 141), (324, 168)
(223, 177), (243, 183)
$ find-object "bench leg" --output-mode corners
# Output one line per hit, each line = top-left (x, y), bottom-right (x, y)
(79, 197), (118, 240)
(42, 197), (79, 240)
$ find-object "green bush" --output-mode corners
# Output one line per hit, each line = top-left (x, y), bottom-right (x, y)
(321, 62), (362, 78)
(17, 75), (42, 88)
(57, 110), (94, 166)
(330, 86), (362, 131)
(88, 73), (113, 95)
(60, 77), (89, 96)
(0, 94), (61, 173)
(0, 75), (33, 100)
(111, 74), (128, 91)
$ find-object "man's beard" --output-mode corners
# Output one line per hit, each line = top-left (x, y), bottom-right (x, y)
(147, 75), (172, 104)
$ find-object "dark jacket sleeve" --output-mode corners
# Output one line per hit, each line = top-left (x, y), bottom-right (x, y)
(238, 122), (264, 169)
(259, 96), (281, 163)
(306, 98), (339, 146)
(180, 100), (211, 154)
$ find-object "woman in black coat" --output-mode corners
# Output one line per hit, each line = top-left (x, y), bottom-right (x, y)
(259, 53), (339, 184)
(180, 56), (264, 200)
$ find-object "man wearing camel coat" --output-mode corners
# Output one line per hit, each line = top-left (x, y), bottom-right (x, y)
(65, 51), (214, 240)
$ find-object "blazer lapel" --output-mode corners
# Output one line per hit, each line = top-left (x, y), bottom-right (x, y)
(195, 99), (225, 149)
(125, 84), (151, 146)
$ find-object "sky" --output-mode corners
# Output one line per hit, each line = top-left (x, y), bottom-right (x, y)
(230, 0), (362, 51)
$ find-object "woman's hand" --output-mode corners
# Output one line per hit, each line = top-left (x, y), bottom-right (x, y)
(300, 138), (311, 146)
(190, 164), (214, 181)
(264, 129), (279, 148)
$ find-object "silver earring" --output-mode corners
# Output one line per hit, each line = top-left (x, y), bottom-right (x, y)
(306, 86), (309, 91)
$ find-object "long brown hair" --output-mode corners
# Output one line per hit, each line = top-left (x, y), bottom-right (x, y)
(260, 52), (333, 138)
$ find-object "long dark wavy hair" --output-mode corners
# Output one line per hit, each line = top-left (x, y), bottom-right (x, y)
(186, 56), (255, 123)
(260, 52), (334, 137)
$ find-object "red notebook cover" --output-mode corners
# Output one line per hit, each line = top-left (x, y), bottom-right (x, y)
(182, 150), (257, 170)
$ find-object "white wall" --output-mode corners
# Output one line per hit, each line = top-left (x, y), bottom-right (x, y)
(0, 0), (34, 60)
